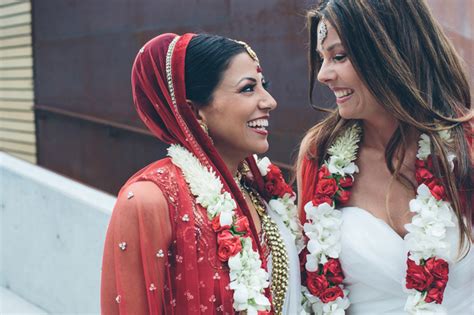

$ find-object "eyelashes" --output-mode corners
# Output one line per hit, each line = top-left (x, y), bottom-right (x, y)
(333, 54), (347, 62)
(240, 84), (256, 93)
(240, 80), (271, 93)
(317, 54), (347, 63)
(262, 80), (271, 90)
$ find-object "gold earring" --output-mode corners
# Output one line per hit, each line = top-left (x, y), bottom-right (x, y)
(199, 121), (209, 135)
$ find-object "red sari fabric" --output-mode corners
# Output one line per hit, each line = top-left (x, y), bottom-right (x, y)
(101, 33), (270, 314)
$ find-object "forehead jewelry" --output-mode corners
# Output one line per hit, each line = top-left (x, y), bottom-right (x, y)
(318, 19), (328, 46)
(234, 40), (262, 73)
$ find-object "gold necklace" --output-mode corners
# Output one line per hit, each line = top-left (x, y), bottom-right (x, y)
(247, 188), (289, 315)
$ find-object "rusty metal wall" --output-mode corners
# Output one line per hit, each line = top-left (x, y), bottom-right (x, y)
(33, 0), (472, 194)
(33, 0), (321, 194)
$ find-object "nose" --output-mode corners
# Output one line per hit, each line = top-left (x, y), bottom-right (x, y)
(317, 59), (336, 84)
(259, 89), (277, 111)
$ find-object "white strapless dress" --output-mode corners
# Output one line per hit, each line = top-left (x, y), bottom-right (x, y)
(339, 206), (474, 314)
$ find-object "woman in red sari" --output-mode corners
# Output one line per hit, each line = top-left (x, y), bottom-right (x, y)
(297, 1), (472, 314)
(101, 33), (303, 314)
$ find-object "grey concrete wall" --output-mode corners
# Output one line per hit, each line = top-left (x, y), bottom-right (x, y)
(0, 152), (116, 314)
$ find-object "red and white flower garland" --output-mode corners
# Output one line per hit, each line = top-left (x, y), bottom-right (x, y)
(169, 145), (303, 314)
(300, 125), (456, 315)
(301, 124), (360, 314)
(255, 156), (305, 253)
(168, 145), (271, 314)
(404, 130), (455, 314)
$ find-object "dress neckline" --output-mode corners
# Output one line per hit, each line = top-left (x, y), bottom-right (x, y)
(339, 206), (408, 240)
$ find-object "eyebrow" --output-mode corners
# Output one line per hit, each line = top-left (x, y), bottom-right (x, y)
(235, 77), (257, 87)
(316, 42), (343, 55)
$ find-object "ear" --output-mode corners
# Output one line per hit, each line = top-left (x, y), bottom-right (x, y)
(186, 99), (207, 124)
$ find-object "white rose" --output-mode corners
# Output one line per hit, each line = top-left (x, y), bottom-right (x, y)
(219, 209), (234, 226)
(256, 156), (271, 176)
(327, 156), (348, 176)
(253, 293), (271, 309)
(229, 253), (242, 270)
(269, 199), (287, 216)
(305, 253), (319, 272)
(232, 284), (248, 304)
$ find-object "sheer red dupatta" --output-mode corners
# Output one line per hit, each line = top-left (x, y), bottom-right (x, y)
(102, 33), (270, 314)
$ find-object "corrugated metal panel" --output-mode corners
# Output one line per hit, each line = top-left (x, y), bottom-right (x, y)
(0, 0), (35, 164)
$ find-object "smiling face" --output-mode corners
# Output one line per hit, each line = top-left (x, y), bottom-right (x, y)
(197, 52), (277, 161)
(316, 20), (385, 120)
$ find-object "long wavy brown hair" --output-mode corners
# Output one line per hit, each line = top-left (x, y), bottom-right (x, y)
(298, 0), (473, 256)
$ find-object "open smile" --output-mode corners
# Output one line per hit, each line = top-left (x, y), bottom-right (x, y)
(246, 117), (269, 135)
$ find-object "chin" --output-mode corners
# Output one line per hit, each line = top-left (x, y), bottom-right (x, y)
(338, 108), (359, 120)
(249, 141), (269, 155)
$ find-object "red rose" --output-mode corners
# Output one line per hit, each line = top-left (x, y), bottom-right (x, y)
(339, 176), (353, 188)
(312, 194), (333, 207)
(323, 259), (344, 285)
(319, 286), (344, 303)
(265, 180), (291, 198)
(264, 165), (293, 197)
(306, 272), (329, 296)
(318, 165), (330, 179)
(426, 179), (446, 200)
(336, 190), (351, 204)
(415, 159), (426, 169)
(234, 216), (250, 234)
(416, 157), (434, 170)
(211, 214), (230, 232)
(316, 178), (338, 197)
(425, 286), (444, 304)
(406, 259), (433, 291)
(415, 168), (434, 185)
(425, 257), (449, 281)
(299, 249), (309, 282)
(217, 230), (242, 262)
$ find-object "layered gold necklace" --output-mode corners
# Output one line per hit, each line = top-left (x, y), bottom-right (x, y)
(236, 165), (289, 314)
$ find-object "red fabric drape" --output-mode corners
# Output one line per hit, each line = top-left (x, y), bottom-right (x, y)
(298, 156), (319, 224)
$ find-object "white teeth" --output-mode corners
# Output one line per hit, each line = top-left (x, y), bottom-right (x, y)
(334, 89), (353, 98)
(247, 119), (268, 128)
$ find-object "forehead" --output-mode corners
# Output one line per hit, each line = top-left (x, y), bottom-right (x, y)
(220, 52), (260, 83)
(316, 20), (341, 52)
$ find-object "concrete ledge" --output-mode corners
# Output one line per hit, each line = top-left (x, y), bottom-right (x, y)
(0, 286), (48, 315)
(1, 152), (116, 314)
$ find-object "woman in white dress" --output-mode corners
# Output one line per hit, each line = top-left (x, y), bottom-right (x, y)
(296, 1), (473, 314)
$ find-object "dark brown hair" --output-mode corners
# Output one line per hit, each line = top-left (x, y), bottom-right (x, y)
(300, 0), (472, 255)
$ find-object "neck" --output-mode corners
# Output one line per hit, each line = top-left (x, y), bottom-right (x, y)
(361, 115), (399, 151)
(215, 148), (245, 178)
